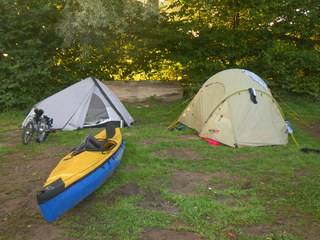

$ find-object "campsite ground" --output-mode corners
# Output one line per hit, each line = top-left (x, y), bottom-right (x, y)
(0, 96), (319, 240)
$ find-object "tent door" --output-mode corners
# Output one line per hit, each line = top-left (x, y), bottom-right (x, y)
(84, 93), (109, 126)
(229, 92), (287, 146)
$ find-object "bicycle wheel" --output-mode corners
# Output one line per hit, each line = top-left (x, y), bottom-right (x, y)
(36, 118), (49, 143)
(22, 121), (34, 144)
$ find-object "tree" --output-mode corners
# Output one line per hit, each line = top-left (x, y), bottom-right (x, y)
(0, 0), (64, 110)
(1, 0), (319, 111)
(158, 0), (320, 96)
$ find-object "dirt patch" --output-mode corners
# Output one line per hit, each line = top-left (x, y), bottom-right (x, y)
(0, 209), (70, 240)
(1, 146), (70, 214)
(0, 142), (16, 148)
(141, 137), (172, 145)
(211, 171), (239, 181)
(102, 182), (140, 204)
(141, 229), (202, 240)
(215, 195), (239, 207)
(239, 179), (253, 190)
(99, 182), (178, 213)
(274, 212), (320, 240)
(142, 139), (156, 145)
(229, 153), (256, 161)
(176, 134), (199, 141)
(170, 170), (244, 196)
(294, 168), (314, 178)
(242, 211), (320, 240)
(0, 144), (71, 240)
(242, 224), (274, 236)
(155, 148), (203, 161)
(138, 190), (178, 213)
(122, 164), (137, 172)
(170, 170), (212, 195)
(170, 219), (190, 229)
(28, 224), (69, 240)
(210, 171), (245, 190)
(224, 230), (237, 240)
(0, 128), (21, 137)
(0, 129), (21, 146)
(300, 121), (320, 139)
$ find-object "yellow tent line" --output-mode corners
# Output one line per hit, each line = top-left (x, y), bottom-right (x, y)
(167, 118), (179, 131)
(290, 133), (300, 147)
(272, 92), (313, 130)
(167, 90), (197, 131)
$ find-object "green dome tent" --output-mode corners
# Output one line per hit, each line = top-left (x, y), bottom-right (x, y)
(174, 69), (288, 147)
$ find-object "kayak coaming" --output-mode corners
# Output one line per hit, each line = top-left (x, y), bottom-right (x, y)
(37, 128), (124, 223)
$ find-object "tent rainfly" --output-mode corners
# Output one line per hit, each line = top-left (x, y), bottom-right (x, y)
(22, 77), (134, 130)
(175, 69), (288, 147)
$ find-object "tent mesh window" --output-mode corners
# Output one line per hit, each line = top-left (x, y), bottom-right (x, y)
(84, 93), (109, 125)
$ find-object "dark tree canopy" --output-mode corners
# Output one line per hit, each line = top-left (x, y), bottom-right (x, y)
(0, 0), (319, 110)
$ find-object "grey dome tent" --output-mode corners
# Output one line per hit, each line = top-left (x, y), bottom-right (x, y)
(22, 77), (134, 130)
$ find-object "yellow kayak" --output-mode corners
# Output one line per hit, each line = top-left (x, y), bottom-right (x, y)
(37, 127), (125, 222)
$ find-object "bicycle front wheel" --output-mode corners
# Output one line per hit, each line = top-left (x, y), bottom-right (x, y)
(36, 119), (49, 143)
(22, 121), (34, 144)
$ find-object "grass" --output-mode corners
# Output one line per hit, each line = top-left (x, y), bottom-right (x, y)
(0, 97), (319, 240)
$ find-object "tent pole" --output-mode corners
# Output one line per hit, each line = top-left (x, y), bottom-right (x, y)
(91, 77), (127, 127)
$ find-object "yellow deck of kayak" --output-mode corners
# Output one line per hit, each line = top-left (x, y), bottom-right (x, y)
(44, 128), (122, 188)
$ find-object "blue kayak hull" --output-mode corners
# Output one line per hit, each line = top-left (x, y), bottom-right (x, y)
(38, 142), (125, 223)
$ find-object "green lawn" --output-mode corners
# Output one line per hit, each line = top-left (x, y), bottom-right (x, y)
(0, 97), (319, 240)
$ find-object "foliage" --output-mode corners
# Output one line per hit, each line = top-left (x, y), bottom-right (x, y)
(0, 0), (66, 110)
(0, 0), (319, 110)
(160, 0), (320, 96)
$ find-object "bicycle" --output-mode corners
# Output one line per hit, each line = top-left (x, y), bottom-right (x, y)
(22, 108), (53, 144)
